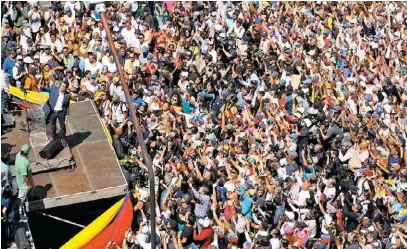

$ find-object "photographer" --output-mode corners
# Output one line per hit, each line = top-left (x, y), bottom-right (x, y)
(12, 55), (27, 88)
(1, 32), (17, 62)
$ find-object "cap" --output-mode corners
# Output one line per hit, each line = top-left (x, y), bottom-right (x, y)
(112, 94), (120, 101)
(16, 55), (23, 60)
(181, 72), (189, 77)
(73, 51), (79, 57)
(141, 46), (148, 53)
(21, 144), (31, 154)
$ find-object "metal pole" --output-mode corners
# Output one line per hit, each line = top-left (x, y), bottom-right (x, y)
(36, 211), (85, 228)
(99, 11), (156, 249)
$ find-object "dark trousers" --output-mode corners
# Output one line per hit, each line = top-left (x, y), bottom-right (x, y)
(49, 110), (66, 140)
(1, 89), (8, 114)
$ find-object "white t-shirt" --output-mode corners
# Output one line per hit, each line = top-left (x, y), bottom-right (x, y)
(29, 10), (42, 33)
(321, 214), (332, 235)
(39, 52), (53, 64)
(270, 238), (281, 249)
(84, 61), (103, 74)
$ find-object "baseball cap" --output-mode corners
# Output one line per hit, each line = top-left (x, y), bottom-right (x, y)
(16, 55), (23, 60)
(112, 94), (120, 102)
(21, 144), (31, 154)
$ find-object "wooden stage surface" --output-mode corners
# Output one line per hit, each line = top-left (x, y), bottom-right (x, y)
(1, 100), (127, 211)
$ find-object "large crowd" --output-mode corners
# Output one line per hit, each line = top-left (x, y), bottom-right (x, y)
(2, 1), (407, 249)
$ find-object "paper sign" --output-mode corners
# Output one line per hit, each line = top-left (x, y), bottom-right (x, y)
(291, 74), (301, 90)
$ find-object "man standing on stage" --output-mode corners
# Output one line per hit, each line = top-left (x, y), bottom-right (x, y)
(42, 82), (70, 147)
(15, 144), (33, 216)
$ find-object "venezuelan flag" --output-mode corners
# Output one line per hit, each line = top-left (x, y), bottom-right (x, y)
(61, 194), (133, 249)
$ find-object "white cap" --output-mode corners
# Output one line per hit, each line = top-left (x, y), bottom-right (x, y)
(224, 182), (235, 192)
(198, 217), (211, 228)
(181, 71), (188, 77)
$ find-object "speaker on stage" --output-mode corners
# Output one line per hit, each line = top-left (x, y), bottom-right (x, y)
(15, 227), (31, 249)
(39, 139), (63, 159)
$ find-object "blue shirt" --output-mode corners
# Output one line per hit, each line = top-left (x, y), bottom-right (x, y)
(131, 96), (143, 107)
(239, 184), (254, 219)
(68, 59), (85, 72)
(198, 37), (208, 54)
(2, 57), (16, 78)
(1, 162), (12, 183)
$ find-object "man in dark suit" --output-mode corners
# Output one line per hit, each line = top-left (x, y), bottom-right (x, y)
(42, 82), (70, 147)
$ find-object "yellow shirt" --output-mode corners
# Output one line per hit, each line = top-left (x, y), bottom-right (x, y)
(124, 59), (140, 75)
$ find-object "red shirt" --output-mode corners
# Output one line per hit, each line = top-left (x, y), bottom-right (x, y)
(193, 226), (214, 249)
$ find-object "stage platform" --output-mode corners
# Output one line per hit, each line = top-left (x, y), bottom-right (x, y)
(1, 100), (128, 211)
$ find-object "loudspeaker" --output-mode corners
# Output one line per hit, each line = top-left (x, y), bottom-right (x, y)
(39, 139), (63, 159)
(15, 227), (31, 249)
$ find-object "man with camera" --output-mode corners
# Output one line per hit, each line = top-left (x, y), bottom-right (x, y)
(1, 32), (17, 62)
(12, 55), (27, 89)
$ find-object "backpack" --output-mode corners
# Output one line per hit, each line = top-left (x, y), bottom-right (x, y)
(112, 101), (128, 115)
